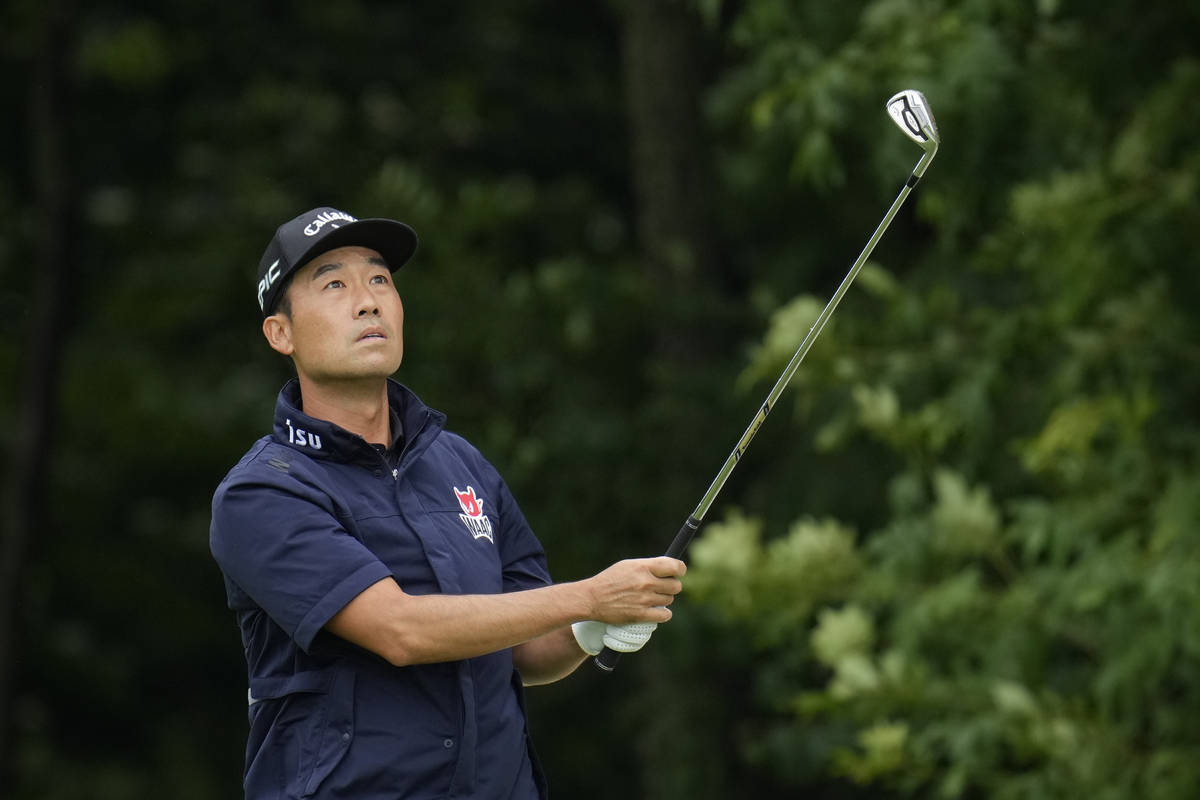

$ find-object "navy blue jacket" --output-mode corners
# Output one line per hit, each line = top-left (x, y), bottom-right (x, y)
(210, 380), (551, 799)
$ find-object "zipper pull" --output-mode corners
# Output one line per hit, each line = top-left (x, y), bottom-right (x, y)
(392, 468), (399, 480)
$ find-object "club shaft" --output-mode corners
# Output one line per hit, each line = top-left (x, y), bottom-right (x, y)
(595, 145), (937, 674)
(688, 148), (934, 529)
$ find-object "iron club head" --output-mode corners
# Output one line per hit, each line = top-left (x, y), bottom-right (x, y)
(886, 90), (939, 153)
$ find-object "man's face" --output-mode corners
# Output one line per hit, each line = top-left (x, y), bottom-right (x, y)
(262, 246), (405, 384)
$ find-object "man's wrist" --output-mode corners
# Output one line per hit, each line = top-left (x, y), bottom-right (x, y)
(559, 578), (597, 621)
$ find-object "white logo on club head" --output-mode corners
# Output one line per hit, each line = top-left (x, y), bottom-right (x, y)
(886, 90), (939, 146)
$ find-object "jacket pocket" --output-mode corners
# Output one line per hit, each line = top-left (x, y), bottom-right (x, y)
(247, 668), (356, 799)
(296, 668), (355, 798)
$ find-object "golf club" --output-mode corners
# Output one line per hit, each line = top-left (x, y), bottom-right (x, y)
(595, 89), (940, 672)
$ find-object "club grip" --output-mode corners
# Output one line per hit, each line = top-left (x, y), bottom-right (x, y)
(593, 516), (702, 673)
(665, 515), (701, 560)
(594, 646), (621, 672)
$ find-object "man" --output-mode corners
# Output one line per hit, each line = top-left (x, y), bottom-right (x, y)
(209, 207), (686, 799)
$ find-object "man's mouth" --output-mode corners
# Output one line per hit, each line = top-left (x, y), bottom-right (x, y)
(358, 327), (387, 341)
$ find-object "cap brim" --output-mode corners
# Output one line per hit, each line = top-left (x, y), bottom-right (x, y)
(293, 218), (419, 274)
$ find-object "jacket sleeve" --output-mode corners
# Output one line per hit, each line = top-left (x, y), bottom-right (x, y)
(210, 472), (393, 652)
(491, 472), (553, 593)
(441, 430), (554, 593)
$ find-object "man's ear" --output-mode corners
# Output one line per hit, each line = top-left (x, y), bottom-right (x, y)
(262, 314), (295, 356)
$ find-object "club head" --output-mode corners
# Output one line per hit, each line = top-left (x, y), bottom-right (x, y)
(886, 90), (939, 153)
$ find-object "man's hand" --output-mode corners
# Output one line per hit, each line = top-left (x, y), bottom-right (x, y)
(583, 557), (686, 624)
(569, 556), (683, 659)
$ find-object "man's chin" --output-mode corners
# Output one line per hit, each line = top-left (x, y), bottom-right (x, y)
(352, 350), (403, 375)
(309, 360), (403, 385)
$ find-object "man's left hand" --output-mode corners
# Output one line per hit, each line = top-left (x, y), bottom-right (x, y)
(572, 619), (658, 655)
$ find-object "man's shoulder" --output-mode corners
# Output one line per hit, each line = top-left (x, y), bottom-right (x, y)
(430, 427), (476, 456)
(213, 436), (324, 497)
(420, 427), (495, 472)
(209, 437), (343, 550)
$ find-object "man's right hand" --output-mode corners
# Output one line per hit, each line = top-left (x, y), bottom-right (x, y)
(583, 557), (686, 624)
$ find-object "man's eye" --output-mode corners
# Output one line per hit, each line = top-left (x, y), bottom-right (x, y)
(371, 274), (390, 285)
(325, 280), (345, 290)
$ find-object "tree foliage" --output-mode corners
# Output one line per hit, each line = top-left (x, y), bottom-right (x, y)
(681, 1), (1200, 797)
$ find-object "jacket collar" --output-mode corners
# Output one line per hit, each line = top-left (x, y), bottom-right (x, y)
(271, 378), (446, 469)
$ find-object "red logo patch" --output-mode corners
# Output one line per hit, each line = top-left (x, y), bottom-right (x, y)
(454, 486), (493, 543)
(455, 485), (484, 517)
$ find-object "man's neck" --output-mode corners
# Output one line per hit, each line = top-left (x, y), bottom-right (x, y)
(296, 376), (392, 446)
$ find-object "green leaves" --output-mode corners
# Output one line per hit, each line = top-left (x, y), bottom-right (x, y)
(682, 1), (1200, 797)
(689, 510), (860, 645)
(930, 469), (999, 558)
(812, 605), (875, 668)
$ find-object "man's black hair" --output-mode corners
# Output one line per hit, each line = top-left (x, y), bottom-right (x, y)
(272, 271), (296, 319)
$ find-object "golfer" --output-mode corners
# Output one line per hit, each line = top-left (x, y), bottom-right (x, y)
(209, 207), (686, 799)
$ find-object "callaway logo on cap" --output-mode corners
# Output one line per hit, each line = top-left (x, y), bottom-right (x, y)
(255, 207), (419, 317)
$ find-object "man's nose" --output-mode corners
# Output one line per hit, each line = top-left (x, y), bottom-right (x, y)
(354, 287), (380, 316)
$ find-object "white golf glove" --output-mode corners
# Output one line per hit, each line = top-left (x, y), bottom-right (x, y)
(602, 622), (657, 653)
(572, 620), (658, 656)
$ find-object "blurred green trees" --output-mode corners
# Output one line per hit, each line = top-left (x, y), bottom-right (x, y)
(1, 0), (1197, 797)
(680, 1), (1200, 797)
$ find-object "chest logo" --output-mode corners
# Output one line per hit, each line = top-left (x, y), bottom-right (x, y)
(454, 486), (494, 543)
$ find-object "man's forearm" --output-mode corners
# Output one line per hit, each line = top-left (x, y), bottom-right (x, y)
(326, 556), (684, 668)
(327, 578), (594, 667)
(512, 625), (589, 685)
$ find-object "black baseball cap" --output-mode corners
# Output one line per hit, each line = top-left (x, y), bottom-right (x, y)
(256, 207), (419, 316)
